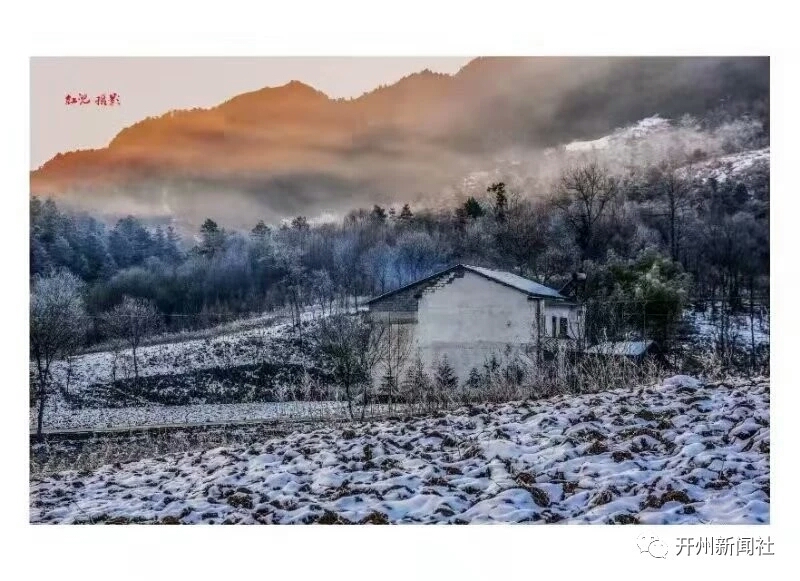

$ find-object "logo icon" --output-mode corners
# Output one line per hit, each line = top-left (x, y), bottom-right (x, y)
(637, 535), (669, 559)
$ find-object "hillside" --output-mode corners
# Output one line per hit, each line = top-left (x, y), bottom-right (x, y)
(30, 57), (768, 226)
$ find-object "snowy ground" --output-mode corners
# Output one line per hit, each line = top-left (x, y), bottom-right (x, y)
(680, 147), (770, 184)
(30, 375), (769, 524)
(31, 400), (351, 432)
(31, 303), (768, 433)
(47, 315), (306, 394)
(685, 307), (770, 348)
(33, 307), (340, 424)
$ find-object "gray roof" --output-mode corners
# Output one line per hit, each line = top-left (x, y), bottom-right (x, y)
(366, 264), (566, 305)
(462, 265), (565, 299)
(584, 340), (655, 357)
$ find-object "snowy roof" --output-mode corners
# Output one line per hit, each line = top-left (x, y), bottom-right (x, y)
(366, 264), (565, 305)
(584, 340), (655, 357)
(462, 265), (565, 299)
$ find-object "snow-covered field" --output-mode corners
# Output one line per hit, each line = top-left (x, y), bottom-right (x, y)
(44, 305), (357, 396)
(30, 375), (769, 524)
(30, 400), (351, 432)
(30, 302), (768, 433)
(47, 317), (302, 394)
(34, 307), (339, 426)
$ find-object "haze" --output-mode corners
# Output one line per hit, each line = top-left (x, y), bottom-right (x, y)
(30, 57), (472, 169)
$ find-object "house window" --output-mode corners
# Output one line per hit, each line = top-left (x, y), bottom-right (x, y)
(559, 317), (568, 338)
(551, 316), (557, 338)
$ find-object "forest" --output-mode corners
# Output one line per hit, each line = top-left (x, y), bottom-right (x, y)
(30, 124), (770, 357)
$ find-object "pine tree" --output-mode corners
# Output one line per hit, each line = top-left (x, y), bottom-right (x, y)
(488, 182), (507, 222)
(463, 367), (483, 403)
(399, 203), (413, 221)
(463, 196), (484, 219)
(371, 205), (387, 223)
(154, 226), (167, 259)
(433, 356), (458, 409)
(402, 355), (430, 412)
(199, 218), (224, 257)
(251, 220), (270, 241)
(165, 224), (182, 263)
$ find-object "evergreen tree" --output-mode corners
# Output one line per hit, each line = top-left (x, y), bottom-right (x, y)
(463, 367), (484, 403)
(380, 370), (398, 404)
(402, 355), (431, 411)
(463, 196), (484, 219)
(251, 220), (270, 241)
(198, 218), (224, 257)
(488, 182), (508, 222)
(154, 226), (167, 259)
(165, 225), (182, 263)
(371, 205), (387, 224)
(434, 356), (458, 391)
(433, 355), (458, 409)
(291, 216), (309, 231)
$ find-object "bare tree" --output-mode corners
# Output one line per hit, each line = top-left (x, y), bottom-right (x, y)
(647, 159), (693, 261)
(101, 296), (162, 387)
(311, 269), (335, 316)
(30, 271), (87, 440)
(377, 322), (413, 411)
(313, 314), (386, 420)
(554, 162), (618, 261)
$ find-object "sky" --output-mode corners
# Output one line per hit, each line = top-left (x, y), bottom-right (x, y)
(30, 57), (472, 169)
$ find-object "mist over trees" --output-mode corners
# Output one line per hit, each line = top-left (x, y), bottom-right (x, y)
(30, 113), (769, 353)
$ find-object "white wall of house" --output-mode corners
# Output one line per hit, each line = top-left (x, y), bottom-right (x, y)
(541, 302), (584, 341)
(369, 270), (585, 383)
(409, 271), (540, 380)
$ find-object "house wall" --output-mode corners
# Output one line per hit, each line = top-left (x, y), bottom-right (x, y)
(368, 268), (584, 383)
(367, 269), (461, 324)
(410, 271), (539, 380)
(542, 302), (584, 341)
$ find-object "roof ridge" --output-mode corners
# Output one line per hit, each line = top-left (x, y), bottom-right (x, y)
(462, 264), (564, 299)
(366, 263), (565, 305)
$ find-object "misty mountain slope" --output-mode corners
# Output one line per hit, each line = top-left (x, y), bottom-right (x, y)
(30, 57), (768, 227)
(456, 113), (768, 204)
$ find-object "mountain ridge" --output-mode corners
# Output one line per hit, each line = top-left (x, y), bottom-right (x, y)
(30, 57), (769, 225)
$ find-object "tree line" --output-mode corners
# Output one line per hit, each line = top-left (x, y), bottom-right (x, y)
(30, 151), (768, 344)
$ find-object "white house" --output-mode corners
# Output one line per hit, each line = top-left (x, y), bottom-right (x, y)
(366, 264), (584, 380)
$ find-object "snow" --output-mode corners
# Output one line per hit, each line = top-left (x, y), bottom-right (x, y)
(43, 320), (289, 393)
(685, 307), (770, 348)
(584, 340), (654, 357)
(564, 116), (672, 152)
(464, 265), (565, 299)
(679, 147), (770, 183)
(661, 375), (701, 390)
(30, 375), (770, 524)
(30, 400), (353, 432)
(32, 305), (350, 427)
